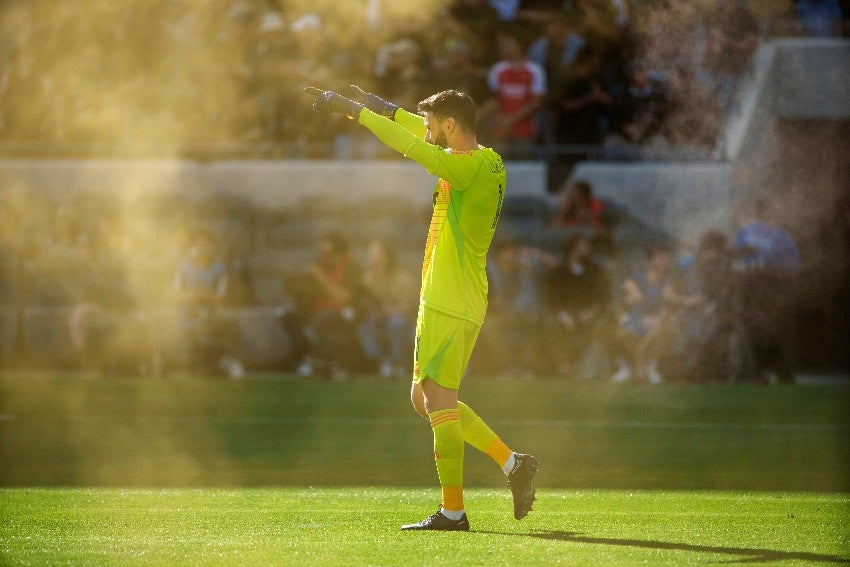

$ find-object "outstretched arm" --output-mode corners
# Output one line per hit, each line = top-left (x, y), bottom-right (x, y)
(305, 87), (484, 188)
(359, 109), (483, 190)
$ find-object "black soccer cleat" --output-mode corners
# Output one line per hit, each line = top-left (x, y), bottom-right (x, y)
(400, 508), (470, 531)
(507, 453), (538, 520)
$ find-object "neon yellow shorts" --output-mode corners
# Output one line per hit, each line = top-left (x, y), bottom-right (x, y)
(413, 303), (481, 390)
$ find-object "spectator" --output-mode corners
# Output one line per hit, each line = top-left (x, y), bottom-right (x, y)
(652, 230), (734, 383)
(544, 233), (611, 378)
(516, 1), (574, 26)
(358, 240), (416, 378)
(245, 11), (292, 142)
(658, 66), (723, 150)
(282, 12), (340, 155)
(485, 237), (558, 376)
(550, 179), (607, 229)
(432, 39), (491, 105)
(285, 231), (364, 380)
(373, 36), (433, 113)
(731, 198), (801, 383)
(696, 0), (759, 111)
(549, 178), (614, 253)
(610, 59), (668, 145)
(547, 44), (613, 188)
(443, 0), (502, 61)
(479, 25), (547, 156)
(489, 0), (521, 21)
(527, 11), (587, 143)
(611, 243), (674, 383)
(573, 0), (626, 46)
(174, 230), (245, 379)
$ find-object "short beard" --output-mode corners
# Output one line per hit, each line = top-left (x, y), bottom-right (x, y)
(432, 131), (448, 149)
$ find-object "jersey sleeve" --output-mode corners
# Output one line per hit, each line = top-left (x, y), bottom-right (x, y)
(394, 108), (427, 139)
(359, 109), (484, 191)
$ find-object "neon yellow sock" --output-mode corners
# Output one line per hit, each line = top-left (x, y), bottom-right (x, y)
(457, 401), (513, 468)
(429, 408), (464, 512)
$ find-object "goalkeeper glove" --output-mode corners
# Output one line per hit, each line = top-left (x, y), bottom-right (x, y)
(349, 85), (400, 120)
(305, 87), (364, 119)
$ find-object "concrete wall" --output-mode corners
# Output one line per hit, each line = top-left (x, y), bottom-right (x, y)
(721, 38), (850, 205)
(0, 158), (547, 210)
(569, 161), (734, 242)
(572, 38), (850, 242)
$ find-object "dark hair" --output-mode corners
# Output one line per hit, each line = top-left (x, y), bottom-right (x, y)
(418, 90), (477, 133)
(698, 229), (728, 252)
(570, 180), (593, 199)
(647, 243), (672, 259)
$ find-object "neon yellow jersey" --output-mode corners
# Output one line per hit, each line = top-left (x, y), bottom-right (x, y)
(359, 108), (507, 325)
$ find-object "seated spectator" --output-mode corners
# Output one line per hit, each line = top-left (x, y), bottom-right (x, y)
(485, 237), (558, 376)
(544, 233), (611, 378)
(358, 240), (416, 378)
(174, 230), (245, 379)
(651, 230), (734, 383)
(611, 243), (674, 384)
(550, 179), (606, 228)
(479, 25), (547, 157)
(283, 231), (364, 380)
(731, 198), (801, 383)
(549, 179), (614, 253)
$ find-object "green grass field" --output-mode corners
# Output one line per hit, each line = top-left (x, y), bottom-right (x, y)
(1, 488), (848, 565)
(1, 372), (849, 565)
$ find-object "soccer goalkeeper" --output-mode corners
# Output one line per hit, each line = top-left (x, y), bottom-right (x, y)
(306, 86), (538, 531)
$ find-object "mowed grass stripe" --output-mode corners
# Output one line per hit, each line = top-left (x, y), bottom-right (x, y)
(1, 374), (848, 490)
(2, 412), (848, 432)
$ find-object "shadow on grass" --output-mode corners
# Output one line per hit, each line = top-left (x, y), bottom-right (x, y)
(474, 530), (850, 564)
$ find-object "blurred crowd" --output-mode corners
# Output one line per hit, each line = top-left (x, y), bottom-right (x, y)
(0, 0), (847, 162)
(0, 175), (822, 385)
(1, 0), (847, 381)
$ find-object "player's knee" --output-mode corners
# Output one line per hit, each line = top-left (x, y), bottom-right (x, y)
(412, 398), (428, 418)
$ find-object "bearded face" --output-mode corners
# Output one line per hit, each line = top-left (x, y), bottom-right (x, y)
(432, 128), (448, 149)
(424, 113), (449, 148)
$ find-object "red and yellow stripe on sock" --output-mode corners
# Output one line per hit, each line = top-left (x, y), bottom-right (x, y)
(429, 408), (464, 512)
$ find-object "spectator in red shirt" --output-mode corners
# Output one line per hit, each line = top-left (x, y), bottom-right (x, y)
(480, 26), (547, 156)
(550, 180), (606, 229)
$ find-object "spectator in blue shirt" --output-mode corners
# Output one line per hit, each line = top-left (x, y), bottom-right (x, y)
(733, 199), (801, 272)
(731, 198), (801, 384)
